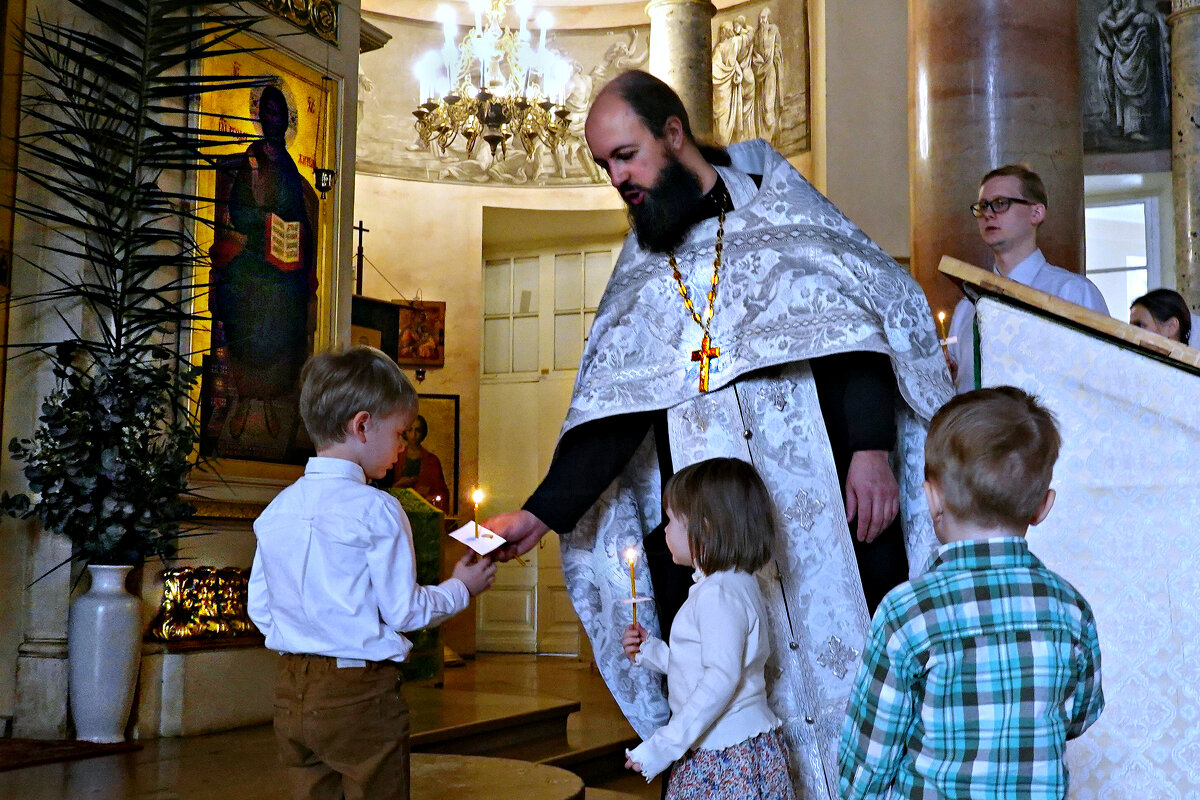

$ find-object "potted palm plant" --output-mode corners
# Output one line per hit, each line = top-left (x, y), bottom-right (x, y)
(1, 0), (270, 742)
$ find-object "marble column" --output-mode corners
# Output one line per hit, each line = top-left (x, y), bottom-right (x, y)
(13, 529), (73, 738)
(645, 0), (715, 139)
(1171, 0), (1200, 309)
(909, 1), (1084, 320)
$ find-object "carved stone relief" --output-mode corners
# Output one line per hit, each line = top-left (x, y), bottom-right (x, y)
(711, 1), (809, 155)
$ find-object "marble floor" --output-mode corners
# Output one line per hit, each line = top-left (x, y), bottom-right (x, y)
(0, 654), (661, 800)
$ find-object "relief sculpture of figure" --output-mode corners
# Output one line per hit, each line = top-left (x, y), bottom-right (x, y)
(562, 60), (605, 182)
(590, 29), (649, 89)
(1094, 0), (1170, 142)
(734, 15), (757, 142)
(752, 7), (784, 144)
(711, 22), (743, 146)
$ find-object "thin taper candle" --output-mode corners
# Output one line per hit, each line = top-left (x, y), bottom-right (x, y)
(935, 310), (953, 369)
(625, 548), (637, 626)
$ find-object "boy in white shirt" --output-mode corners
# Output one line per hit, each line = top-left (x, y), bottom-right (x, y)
(249, 346), (495, 800)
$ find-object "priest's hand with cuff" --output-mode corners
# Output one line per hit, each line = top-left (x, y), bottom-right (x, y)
(845, 450), (900, 543)
(484, 509), (550, 561)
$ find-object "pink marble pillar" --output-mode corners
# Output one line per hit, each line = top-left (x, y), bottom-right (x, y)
(909, 1), (1084, 320)
(1171, 0), (1200, 309)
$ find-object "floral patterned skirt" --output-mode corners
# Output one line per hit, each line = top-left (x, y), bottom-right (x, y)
(665, 728), (796, 800)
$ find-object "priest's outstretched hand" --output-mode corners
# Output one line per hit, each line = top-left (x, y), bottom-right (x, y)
(484, 509), (550, 561)
(845, 450), (900, 543)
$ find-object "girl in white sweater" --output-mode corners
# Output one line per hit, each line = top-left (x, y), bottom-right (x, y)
(622, 457), (795, 800)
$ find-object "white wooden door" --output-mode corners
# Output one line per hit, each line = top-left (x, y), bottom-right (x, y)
(476, 240), (618, 654)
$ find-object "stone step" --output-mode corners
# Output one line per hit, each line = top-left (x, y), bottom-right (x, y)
(405, 685), (638, 785)
(413, 753), (584, 800)
(539, 732), (639, 786)
(584, 789), (643, 800)
(407, 686), (579, 755)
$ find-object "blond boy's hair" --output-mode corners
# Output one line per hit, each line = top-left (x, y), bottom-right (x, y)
(925, 387), (1061, 530)
(299, 346), (416, 449)
(663, 457), (776, 574)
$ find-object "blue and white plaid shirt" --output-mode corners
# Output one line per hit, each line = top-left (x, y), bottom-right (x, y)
(838, 537), (1104, 799)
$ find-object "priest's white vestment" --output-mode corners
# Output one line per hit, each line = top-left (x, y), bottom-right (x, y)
(557, 140), (952, 799)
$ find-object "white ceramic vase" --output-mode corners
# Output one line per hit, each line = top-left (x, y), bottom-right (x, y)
(68, 564), (141, 743)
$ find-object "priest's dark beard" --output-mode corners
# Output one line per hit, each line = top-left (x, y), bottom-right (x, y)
(624, 155), (704, 254)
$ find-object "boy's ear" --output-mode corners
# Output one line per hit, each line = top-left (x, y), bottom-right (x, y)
(348, 410), (371, 442)
(1030, 488), (1056, 526)
(922, 479), (944, 519)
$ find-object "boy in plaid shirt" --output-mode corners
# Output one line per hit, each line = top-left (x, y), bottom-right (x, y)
(838, 387), (1104, 799)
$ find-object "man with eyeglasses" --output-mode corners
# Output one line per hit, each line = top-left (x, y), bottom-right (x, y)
(947, 164), (1108, 392)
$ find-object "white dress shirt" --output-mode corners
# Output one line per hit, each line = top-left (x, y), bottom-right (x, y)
(248, 456), (468, 663)
(948, 249), (1110, 392)
(626, 568), (781, 781)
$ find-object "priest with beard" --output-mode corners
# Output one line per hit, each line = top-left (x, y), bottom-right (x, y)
(485, 71), (950, 800)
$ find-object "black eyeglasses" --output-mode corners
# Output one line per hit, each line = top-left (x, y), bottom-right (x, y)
(970, 197), (1035, 218)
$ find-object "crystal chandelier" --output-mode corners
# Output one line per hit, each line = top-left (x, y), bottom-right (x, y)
(412, 0), (574, 159)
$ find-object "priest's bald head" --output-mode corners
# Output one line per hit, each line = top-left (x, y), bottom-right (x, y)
(585, 71), (727, 253)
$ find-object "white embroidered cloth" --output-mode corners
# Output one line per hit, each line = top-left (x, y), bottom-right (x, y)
(977, 297), (1200, 798)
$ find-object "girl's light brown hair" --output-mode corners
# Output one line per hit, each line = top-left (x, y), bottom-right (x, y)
(663, 457), (777, 574)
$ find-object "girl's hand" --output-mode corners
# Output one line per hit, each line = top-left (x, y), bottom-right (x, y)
(625, 755), (642, 772)
(622, 622), (647, 660)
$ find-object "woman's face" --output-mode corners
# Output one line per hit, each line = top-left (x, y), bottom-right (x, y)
(403, 418), (423, 447)
(1130, 304), (1182, 341)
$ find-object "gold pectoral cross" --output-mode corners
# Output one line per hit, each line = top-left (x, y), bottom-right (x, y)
(691, 332), (721, 393)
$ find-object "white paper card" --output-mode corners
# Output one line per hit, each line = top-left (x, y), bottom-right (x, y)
(449, 521), (505, 556)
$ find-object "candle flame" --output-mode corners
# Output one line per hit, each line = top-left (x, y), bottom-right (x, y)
(471, 488), (485, 505)
(625, 547), (637, 566)
(937, 311), (945, 323)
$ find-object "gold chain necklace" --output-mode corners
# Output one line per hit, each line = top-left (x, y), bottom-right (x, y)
(669, 209), (725, 392)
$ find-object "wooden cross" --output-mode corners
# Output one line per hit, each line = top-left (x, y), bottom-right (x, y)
(691, 331), (721, 393)
(353, 220), (370, 295)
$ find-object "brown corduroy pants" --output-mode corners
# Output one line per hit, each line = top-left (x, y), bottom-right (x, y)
(273, 653), (410, 800)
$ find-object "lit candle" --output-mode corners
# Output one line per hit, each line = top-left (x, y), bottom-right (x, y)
(515, 0), (531, 38)
(437, 4), (457, 45)
(471, 487), (484, 522)
(935, 310), (953, 369)
(536, 10), (552, 52)
(625, 548), (638, 626)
